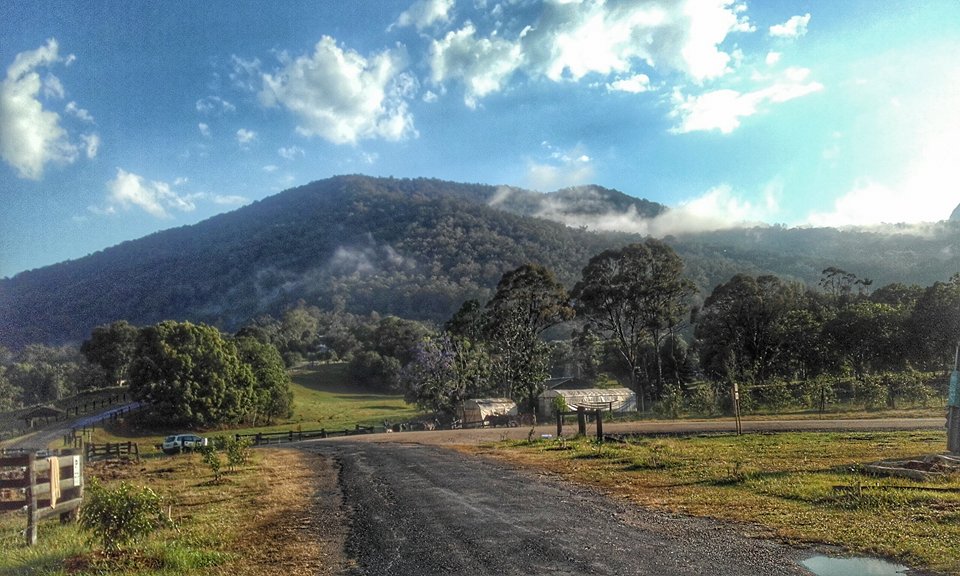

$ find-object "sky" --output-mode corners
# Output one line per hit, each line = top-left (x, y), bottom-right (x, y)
(2, 1), (960, 278)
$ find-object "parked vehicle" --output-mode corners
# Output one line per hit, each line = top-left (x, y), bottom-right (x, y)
(161, 434), (208, 454)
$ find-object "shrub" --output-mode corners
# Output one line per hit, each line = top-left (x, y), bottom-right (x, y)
(226, 436), (253, 470)
(199, 445), (223, 482)
(80, 478), (171, 553)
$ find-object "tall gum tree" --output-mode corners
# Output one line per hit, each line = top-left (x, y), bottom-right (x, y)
(573, 240), (694, 411)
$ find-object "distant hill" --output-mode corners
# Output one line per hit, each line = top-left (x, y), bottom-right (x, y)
(1, 174), (959, 348)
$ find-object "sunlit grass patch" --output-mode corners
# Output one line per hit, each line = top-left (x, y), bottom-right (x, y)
(488, 430), (960, 574)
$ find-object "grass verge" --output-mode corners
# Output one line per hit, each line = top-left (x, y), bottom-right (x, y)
(474, 430), (960, 574)
(0, 447), (346, 575)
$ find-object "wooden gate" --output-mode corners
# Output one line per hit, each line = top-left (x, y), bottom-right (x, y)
(0, 450), (84, 545)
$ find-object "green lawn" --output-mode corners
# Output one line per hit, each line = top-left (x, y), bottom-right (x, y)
(487, 430), (960, 574)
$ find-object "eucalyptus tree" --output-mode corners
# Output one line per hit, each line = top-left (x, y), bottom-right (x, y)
(573, 240), (695, 411)
(485, 264), (575, 410)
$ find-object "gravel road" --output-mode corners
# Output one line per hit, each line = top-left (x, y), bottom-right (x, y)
(308, 441), (816, 576)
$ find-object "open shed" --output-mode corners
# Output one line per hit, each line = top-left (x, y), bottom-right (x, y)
(538, 387), (636, 418)
(460, 398), (517, 428)
(21, 405), (65, 428)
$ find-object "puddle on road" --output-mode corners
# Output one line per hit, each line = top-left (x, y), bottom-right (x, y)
(800, 555), (910, 575)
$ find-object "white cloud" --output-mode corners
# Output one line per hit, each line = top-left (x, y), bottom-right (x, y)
(105, 168), (196, 218)
(429, 23), (522, 108)
(808, 129), (960, 226)
(392, 0), (454, 31)
(670, 67), (823, 133)
(429, 0), (753, 107)
(765, 51), (781, 66)
(537, 184), (777, 236)
(262, 164), (279, 173)
(80, 133), (100, 158)
(236, 128), (257, 146)
(43, 74), (65, 99)
(278, 145), (304, 160)
(769, 13), (810, 39)
(195, 95), (236, 115)
(526, 142), (595, 191)
(0, 39), (84, 180)
(606, 73), (650, 93)
(198, 122), (210, 137)
(259, 36), (418, 144)
(65, 101), (94, 122)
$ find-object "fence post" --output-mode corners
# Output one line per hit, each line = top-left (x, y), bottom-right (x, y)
(26, 453), (37, 546)
(595, 410), (603, 441)
(577, 406), (587, 436)
(556, 411), (562, 437)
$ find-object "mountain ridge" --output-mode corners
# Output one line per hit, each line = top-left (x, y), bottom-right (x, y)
(2, 174), (958, 349)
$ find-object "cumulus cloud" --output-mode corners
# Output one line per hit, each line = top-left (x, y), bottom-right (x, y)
(392, 0), (454, 31)
(670, 67), (823, 133)
(769, 14), (810, 39)
(430, 0), (753, 107)
(198, 122), (211, 137)
(259, 36), (418, 144)
(105, 168), (197, 218)
(606, 73), (650, 93)
(429, 23), (522, 108)
(0, 39), (86, 180)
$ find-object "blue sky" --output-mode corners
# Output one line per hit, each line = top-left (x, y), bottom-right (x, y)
(2, 0), (959, 277)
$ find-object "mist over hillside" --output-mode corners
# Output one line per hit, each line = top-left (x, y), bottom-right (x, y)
(2, 174), (958, 349)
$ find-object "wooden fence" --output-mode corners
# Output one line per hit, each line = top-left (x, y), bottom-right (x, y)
(0, 450), (84, 545)
(236, 424), (377, 445)
(555, 407), (604, 439)
(85, 442), (139, 463)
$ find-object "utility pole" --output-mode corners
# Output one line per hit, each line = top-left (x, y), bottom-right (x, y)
(948, 344), (960, 453)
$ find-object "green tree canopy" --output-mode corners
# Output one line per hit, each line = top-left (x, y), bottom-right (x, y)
(81, 320), (140, 386)
(573, 240), (694, 410)
(233, 336), (293, 425)
(129, 321), (255, 428)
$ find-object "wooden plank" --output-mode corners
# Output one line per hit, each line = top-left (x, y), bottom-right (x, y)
(32, 478), (80, 497)
(34, 498), (82, 522)
(0, 500), (26, 512)
(0, 478), (28, 489)
(0, 455), (31, 467)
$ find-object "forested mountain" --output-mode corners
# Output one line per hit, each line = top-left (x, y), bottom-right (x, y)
(2, 174), (959, 348)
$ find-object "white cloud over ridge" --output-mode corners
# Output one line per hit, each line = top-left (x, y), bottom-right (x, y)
(537, 184), (777, 236)
(105, 168), (197, 218)
(259, 36), (418, 144)
(430, 0), (754, 107)
(0, 39), (89, 180)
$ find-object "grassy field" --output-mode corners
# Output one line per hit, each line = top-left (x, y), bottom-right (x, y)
(477, 430), (960, 574)
(0, 447), (346, 576)
(78, 363), (420, 453)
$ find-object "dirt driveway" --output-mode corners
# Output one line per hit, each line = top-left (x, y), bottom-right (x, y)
(307, 440), (816, 575)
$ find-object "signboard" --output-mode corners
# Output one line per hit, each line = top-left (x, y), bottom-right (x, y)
(72, 455), (81, 486)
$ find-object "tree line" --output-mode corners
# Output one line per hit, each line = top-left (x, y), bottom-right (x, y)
(0, 320), (293, 428)
(3, 238), (957, 426)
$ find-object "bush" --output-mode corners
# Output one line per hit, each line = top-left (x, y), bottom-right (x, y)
(80, 478), (171, 553)
(226, 436), (253, 470)
(199, 445), (223, 482)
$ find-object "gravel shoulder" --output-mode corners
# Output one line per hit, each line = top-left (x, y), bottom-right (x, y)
(307, 440), (818, 576)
